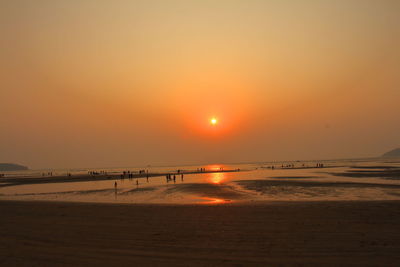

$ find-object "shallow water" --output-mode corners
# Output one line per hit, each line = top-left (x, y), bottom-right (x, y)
(1, 158), (399, 204)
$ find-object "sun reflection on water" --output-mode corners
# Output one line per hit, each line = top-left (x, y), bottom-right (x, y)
(198, 197), (231, 204)
(205, 164), (226, 171)
(208, 173), (225, 184)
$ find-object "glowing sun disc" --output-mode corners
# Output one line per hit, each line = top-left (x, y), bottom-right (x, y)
(210, 118), (218, 125)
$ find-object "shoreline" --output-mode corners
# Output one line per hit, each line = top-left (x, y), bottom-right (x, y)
(0, 169), (241, 188)
(3, 198), (400, 206)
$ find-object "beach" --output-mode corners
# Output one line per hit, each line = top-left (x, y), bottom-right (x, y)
(1, 200), (400, 266)
(2, 161), (400, 204)
(2, 160), (400, 265)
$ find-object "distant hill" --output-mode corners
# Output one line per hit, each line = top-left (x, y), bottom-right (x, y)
(0, 163), (29, 171)
(382, 148), (400, 158)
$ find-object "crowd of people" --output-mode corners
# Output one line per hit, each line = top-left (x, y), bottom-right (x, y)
(88, 170), (108, 176)
(165, 173), (184, 183)
(262, 163), (326, 169)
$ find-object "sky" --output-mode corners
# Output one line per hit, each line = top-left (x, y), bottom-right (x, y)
(1, 0), (399, 169)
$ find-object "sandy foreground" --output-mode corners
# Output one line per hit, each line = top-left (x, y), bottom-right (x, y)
(1, 200), (400, 266)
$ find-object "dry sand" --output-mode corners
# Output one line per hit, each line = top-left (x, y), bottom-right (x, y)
(1, 200), (400, 266)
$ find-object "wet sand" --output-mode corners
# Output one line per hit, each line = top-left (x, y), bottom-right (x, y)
(2, 165), (400, 203)
(329, 168), (400, 179)
(1, 200), (400, 266)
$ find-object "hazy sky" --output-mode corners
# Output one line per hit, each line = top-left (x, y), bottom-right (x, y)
(1, 0), (399, 169)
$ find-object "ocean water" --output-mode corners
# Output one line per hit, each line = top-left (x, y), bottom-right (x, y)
(1, 158), (399, 204)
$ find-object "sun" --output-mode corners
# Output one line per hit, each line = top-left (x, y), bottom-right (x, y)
(210, 117), (218, 125)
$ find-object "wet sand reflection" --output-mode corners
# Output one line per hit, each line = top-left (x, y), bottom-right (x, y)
(208, 172), (225, 184)
(197, 197), (232, 204)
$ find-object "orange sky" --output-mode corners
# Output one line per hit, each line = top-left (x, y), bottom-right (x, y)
(1, 0), (399, 168)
